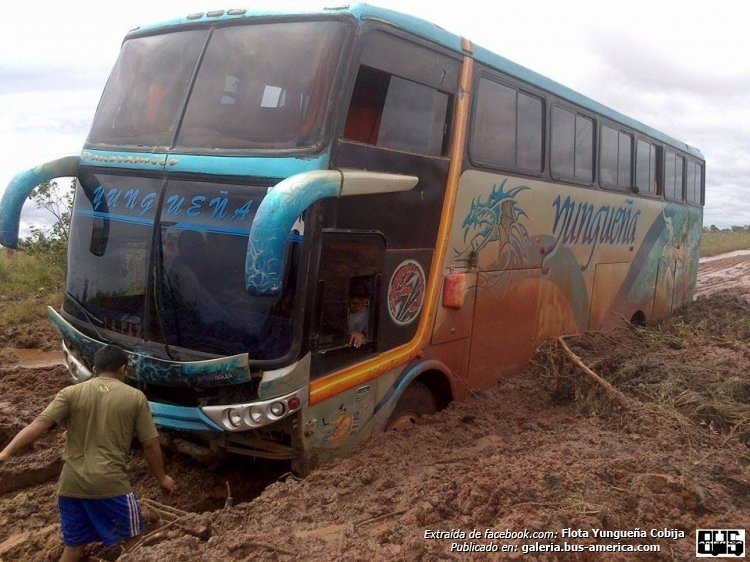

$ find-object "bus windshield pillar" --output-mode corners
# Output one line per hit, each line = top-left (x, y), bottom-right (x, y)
(0, 155), (80, 248)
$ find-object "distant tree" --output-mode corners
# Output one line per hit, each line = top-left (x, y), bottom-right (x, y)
(709, 225), (719, 232)
(19, 179), (76, 265)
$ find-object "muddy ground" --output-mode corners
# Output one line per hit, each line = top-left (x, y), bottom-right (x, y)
(1, 255), (749, 561)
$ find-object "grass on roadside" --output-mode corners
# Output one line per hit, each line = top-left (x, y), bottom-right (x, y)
(0, 249), (65, 326)
(700, 230), (750, 257)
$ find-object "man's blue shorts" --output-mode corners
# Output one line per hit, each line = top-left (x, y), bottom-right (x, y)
(58, 492), (145, 547)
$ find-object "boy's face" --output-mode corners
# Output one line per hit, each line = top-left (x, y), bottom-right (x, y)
(349, 297), (368, 313)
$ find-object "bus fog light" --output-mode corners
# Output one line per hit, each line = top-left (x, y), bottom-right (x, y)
(226, 408), (242, 428)
(249, 406), (264, 424)
(269, 402), (285, 417)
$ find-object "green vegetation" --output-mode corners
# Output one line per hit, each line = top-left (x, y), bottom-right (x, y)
(700, 227), (750, 257)
(0, 180), (72, 328)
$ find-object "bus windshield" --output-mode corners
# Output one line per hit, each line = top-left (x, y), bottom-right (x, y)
(88, 20), (347, 150)
(65, 174), (303, 359)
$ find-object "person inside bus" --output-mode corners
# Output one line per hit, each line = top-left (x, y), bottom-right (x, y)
(347, 278), (370, 348)
(168, 230), (228, 325)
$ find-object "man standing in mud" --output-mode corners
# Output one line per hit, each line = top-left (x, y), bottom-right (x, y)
(0, 344), (177, 561)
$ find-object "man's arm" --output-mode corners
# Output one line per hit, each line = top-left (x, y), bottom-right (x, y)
(141, 437), (176, 493)
(0, 416), (56, 463)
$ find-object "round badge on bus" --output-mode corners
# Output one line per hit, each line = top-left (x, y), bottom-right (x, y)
(387, 260), (426, 326)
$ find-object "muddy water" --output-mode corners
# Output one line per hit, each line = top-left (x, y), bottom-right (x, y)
(5, 348), (64, 369)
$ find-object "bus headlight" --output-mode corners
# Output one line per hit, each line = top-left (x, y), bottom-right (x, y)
(249, 406), (265, 424)
(201, 388), (306, 432)
(226, 408), (242, 428)
(269, 401), (285, 417)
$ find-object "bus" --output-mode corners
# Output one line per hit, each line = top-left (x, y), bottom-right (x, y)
(0, 4), (704, 473)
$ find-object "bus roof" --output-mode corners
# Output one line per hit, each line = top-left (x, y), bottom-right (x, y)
(128, 3), (703, 161)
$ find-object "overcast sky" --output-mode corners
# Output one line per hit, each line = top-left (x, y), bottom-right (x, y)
(1, 0), (747, 236)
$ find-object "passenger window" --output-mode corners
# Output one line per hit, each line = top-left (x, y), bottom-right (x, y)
(552, 107), (593, 182)
(686, 162), (703, 205)
(600, 125), (632, 190)
(664, 150), (685, 201)
(469, 78), (543, 172)
(636, 140), (660, 195)
(344, 66), (450, 157)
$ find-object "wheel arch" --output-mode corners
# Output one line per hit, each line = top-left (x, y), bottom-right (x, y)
(375, 359), (454, 430)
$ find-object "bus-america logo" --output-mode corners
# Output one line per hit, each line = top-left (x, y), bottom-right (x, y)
(388, 260), (426, 326)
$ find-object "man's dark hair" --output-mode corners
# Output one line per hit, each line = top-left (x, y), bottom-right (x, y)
(349, 277), (369, 300)
(94, 345), (129, 374)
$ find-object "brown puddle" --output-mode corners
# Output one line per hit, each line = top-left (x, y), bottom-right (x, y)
(6, 348), (65, 369)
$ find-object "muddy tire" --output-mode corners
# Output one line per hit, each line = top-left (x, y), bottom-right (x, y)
(386, 381), (437, 431)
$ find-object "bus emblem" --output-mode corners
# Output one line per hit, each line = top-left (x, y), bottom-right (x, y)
(388, 260), (426, 326)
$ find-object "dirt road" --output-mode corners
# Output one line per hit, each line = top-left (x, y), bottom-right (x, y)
(1, 251), (749, 561)
(696, 250), (750, 296)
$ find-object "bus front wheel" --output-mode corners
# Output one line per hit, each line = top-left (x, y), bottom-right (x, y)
(386, 381), (437, 431)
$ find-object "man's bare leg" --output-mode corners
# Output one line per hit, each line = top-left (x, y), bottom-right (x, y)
(60, 545), (85, 562)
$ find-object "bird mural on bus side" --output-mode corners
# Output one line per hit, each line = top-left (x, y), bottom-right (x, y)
(457, 179), (531, 270)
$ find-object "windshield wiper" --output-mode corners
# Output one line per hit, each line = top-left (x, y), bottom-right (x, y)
(64, 291), (109, 343)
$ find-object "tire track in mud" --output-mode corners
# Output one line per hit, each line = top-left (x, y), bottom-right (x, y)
(696, 251), (750, 297)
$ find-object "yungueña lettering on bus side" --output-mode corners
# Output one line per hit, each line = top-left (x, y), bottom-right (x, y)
(459, 179), (642, 273)
(91, 185), (255, 221)
(548, 194), (641, 271)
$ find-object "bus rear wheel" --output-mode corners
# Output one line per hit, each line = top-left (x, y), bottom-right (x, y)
(386, 381), (437, 431)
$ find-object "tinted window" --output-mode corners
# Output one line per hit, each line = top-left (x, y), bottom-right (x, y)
(344, 66), (450, 156)
(618, 132), (632, 187)
(378, 77), (449, 156)
(177, 21), (346, 150)
(517, 92), (543, 171)
(88, 31), (208, 147)
(600, 127), (631, 189)
(636, 140), (660, 195)
(471, 79), (516, 165)
(551, 107), (575, 178)
(552, 107), (593, 181)
(686, 162), (704, 205)
(469, 79), (544, 171)
(600, 125), (618, 186)
(664, 150), (685, 201)
(574, 115), (594, 180)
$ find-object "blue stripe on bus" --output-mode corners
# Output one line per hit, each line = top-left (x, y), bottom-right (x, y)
(74, 210), (304, 241)
(74, 209), (154, 226)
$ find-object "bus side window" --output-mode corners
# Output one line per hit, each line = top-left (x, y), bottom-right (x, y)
(343, 65), (451, 156)
(344, 66), (388, 144)
(314, 233), (385, 355)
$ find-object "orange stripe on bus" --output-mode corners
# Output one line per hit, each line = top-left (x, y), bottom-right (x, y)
(309, 51), (475, 405)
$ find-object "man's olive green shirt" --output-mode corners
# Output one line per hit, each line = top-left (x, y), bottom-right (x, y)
(41, 376), (158, 498)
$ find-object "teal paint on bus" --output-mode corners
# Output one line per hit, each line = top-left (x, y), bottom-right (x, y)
(128, 3), (463, 53)
(80, 149), (330, 180)
(246, 171), (342, 296)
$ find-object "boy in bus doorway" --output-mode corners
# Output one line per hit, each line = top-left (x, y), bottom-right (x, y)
(348, 278), (370, 348)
